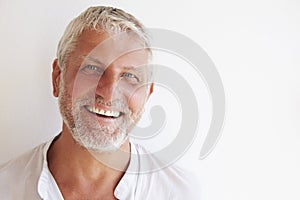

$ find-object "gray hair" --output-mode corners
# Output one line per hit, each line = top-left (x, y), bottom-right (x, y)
(56, 6), (150, 71)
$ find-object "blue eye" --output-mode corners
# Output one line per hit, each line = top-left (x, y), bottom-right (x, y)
(81, 65), (103, 75)
(86, 65), (98, 70)
(124, 73), (135, 78)
(84, 65), (101, 72)
(122, 72), (140, 83)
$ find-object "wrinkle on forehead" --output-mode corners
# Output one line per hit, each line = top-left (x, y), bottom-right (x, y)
(76, 30), (147, 62)
(65, 30), (151, 80)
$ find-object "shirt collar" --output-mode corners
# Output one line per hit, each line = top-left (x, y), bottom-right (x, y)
(38, 136), (64, 200)
(37, 136), (141, 200)
(114, 142), (141, 199)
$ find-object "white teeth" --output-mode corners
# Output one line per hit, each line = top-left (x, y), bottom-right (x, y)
(99, 109), (105, 115)
(87, 106), (120, 118)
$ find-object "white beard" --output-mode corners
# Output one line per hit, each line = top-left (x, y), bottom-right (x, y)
(58, 84), (140, 152)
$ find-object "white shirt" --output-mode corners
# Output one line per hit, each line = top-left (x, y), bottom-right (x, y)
(0, 137), (201, 199)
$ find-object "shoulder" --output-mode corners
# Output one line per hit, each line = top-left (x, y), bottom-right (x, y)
(133, 143), (202, 199)
(0, 143), (46, 199)
(0, 142), (45, 174)
(165, 164), (201, 199)
(148, 162), (201, 199)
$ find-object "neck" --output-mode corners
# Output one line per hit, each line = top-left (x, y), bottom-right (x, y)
(47, 124), (130, 194)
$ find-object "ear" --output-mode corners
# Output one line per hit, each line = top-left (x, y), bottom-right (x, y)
(52, 59), (61, 97)
(147, 83), (154, 100)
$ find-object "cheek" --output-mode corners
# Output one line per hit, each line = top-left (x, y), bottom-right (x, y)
(127, 86), (149, 113)
(71, 73), (99, 98)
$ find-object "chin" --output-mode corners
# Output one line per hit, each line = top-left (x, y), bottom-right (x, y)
(71, 127), (129, 153)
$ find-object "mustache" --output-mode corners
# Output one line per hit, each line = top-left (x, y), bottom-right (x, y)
(95, 97), (123, 107)
(72, 95), (131, 114)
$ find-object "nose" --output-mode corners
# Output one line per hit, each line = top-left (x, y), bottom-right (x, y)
(95, 70), (120, 102)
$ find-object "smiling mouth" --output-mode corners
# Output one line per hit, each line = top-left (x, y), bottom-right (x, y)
(85, 105), (122, 118)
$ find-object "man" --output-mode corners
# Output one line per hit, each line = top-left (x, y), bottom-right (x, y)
(0, 6), (200, 199)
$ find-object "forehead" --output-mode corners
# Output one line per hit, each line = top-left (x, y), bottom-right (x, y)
(71, 29), (149, 67)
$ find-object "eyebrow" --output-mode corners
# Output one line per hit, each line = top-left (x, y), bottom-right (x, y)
(83, 55), (148, 72)
(123, 66), (150, 75)
(84, 56), (106, 66)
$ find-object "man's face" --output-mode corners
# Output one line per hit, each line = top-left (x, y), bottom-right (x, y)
(55, 30), (153, 152)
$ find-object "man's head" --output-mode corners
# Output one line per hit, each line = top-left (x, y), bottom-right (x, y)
(52, 6), (153, 152)
(56, 6), (151, 72)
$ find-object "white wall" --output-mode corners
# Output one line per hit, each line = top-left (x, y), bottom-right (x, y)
(0, 0), (299, 199)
